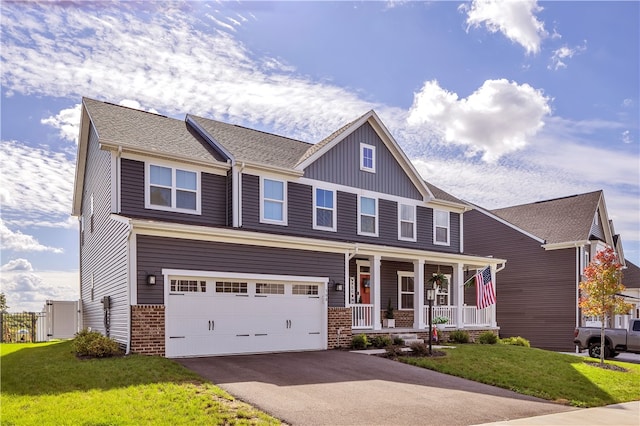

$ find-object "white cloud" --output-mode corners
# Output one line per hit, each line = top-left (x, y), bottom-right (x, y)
(622, 98), (633, 108)
(622, 130), (632, 144)
(548, 41), (587, 70)
(1, 258), (34, 272)
(0, 219), (63, 254)
(1, 270), (78, 312)
(461, 0), (548, 55)
(407, 79), (551, 162)
(40, 104), (82, 144)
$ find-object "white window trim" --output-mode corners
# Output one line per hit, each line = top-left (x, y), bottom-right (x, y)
(260, 176), (288, 226)
(312, 186), (337, 232)
(397, 271), (414, 310)
(358, 195), (378, 237)
(433, 273), (452, 306)
(398, 203), (417, 242)
(360, 143), (376, 173)
(144, 162), (202, 215)
(433, 209), (450, 246)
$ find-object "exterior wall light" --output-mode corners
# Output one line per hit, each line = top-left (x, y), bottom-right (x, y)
(147, 274), (156, 285)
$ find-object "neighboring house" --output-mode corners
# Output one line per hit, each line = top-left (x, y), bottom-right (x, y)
(618, 260), (640, 328)
(72, 98), (503, 357)
(464, 190), (632, 351)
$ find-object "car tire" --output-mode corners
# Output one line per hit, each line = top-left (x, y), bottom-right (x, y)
(588, 342), (612, 359)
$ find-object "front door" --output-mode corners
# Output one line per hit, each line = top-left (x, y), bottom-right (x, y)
(359, 274), (371, 304)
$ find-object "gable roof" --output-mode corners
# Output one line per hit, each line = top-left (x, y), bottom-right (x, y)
(490, 191), (603, 245)
(83, 98), (226, 164)
(186, 114), (312, 170)
(623, 260), (640, 289)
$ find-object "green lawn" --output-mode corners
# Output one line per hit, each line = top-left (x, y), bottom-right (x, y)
(401, 344), (640, 407)
(0, 341), (280, 425)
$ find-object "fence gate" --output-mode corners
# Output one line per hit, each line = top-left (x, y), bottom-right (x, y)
(0, 312), (44, 343)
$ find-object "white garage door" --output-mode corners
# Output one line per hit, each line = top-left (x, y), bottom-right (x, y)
(165, 273), (326, 357)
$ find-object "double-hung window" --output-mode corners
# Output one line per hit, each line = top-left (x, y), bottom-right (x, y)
(434, 209), (450, 245)
(313, 188), (336, 231)
(360, 143), (376, 173)
(146, 164), (200, 214)
(261, 177), (287, 225)
(358, 196), (378, 236)
(398, 272), (414, 310)
(398, 203), (416, 241)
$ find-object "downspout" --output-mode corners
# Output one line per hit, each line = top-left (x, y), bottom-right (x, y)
(124, 219), (133, 355)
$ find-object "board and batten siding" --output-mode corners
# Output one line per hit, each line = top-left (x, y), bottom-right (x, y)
(242, 174), (460, 253)
(119, 158), (227, 226)
(80, 123), (130, 345)
(136, 235), (346, 307)
(303, 122), (422, 200)
(464, 209), (578, 351)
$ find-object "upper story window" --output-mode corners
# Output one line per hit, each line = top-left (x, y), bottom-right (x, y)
(360, 143), (376, 173)
(398, 203), (416, 242)
(358, 196), (378, 237)
(146, 163), (201, 214)
(313, 187), (336, 231)
(434, 210), (450, 245)
(260, 177), (287, 225)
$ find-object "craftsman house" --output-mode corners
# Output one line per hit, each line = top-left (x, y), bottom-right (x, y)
(72, 98), (503, 357)
(464, 191), (634, 351)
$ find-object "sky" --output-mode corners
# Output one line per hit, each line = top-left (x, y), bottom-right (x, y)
(1, 0), (638, 312)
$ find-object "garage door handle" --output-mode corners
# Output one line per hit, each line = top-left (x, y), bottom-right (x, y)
(309, 332), (320, 335)
(169, 336), (185, 339)
(209, 320), (215, 331)
(255, 333), (267, 336)
(285, 319), (291, 328)
(236, 334), (250, 337)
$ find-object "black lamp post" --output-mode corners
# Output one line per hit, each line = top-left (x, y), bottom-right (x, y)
(426, 284), (436, 355)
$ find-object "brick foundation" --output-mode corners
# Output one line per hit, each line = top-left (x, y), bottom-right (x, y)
(130, 305), (165, 356)
(328, 307), (352, 349)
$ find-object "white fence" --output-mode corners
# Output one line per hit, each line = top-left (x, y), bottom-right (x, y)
(428, 305), (493, 327)
(351, 304), (373, 329)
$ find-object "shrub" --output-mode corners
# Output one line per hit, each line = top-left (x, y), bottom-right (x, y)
(370, 335), (392, 348)
(409, 342), (430, 356)
(385, 345), (404, 358)
(351, 333), (369, 350)
(477, 331), (498, 344)
(448, 330), (470, 344)
(73, 329), (123, 358)
(393, 336), (404, 346)
(500, 336), (531, 347)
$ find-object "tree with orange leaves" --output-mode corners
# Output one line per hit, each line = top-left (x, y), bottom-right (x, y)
(579, 247), (632, 364)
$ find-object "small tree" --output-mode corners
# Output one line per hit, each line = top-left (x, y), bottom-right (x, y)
(579, 247), (632, 364)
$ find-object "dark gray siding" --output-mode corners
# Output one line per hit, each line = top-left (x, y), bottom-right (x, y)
(80, 124), (130, 345)
(226, 169), (233, 226)
(589, 211), (605, 241)
(136, 235), (345, 307)
(303, 122), (422, 200)
(242, 174), (461, 253)
(380, 261), (413, 310)
(120, 159), (227, 226)
(465, 210), (577, 351)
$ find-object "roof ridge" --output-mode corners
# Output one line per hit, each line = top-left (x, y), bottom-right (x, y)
(492, 190), (602, 211)
(83, 97), (169, 119)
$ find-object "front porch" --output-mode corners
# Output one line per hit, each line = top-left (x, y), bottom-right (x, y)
(351, 304), (495, 330)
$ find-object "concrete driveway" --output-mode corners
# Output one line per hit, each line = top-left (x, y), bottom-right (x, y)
(177, 350), (573, 425)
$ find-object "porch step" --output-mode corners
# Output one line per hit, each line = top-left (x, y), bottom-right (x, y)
(403, 338), (424, 346)
(391, 334), (424, 346)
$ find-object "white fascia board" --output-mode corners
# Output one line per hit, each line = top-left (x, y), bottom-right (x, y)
(71, 103), (93, 216)
(129, 219), (352, 254)
(426, 199), (469, 213)
(241, 162), (304, 178)
(185, 115), (234, 162)
(101, 143), (230, 176)
(470, 202), (546, 244)
(542, 240), (591, 250)
(596, 193), (615, 246)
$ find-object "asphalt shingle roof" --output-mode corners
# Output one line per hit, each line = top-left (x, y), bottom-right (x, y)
(83, 98), (226, 163)
(188, 114), (312, 169)
(491, 190), (603, 244)
(425, 181), (464, 205)
(623, 260), (640, 289)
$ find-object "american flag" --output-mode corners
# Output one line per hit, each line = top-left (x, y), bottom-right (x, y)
(475, 266), (496, 309)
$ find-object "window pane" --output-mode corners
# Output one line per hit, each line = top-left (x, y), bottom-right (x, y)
(401, 204), (414, 221)
(401, 222), (414, 239)
(436, 226), (448, 242)
(435, 210), (449, 227)
(264, 179), (284, 200)
(361, 197), (375, 215)
(361, 215), (375, 234)
(316, 189), (333, 209)
(176, 190), (196, 210)
(401, 294), (414, 309)
(402, 276), (414, 292)
(362, 147), (373, 169)
(264, 200), (283, 221)
(176, 169), (196, 190)
(150, 165), (172, 186)
(317, 208), (333, 228)
(150, 186), (171, 206)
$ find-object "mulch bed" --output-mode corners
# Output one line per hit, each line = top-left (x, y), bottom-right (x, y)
(583, 360), (629, 372)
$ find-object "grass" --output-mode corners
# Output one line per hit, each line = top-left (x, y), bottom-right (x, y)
(401, 344), (640, 407)
(1, 341), (280, 425)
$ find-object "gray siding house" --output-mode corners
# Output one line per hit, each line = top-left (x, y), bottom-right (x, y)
(464, 191), (633, 351)
(73, 98), (504, 357)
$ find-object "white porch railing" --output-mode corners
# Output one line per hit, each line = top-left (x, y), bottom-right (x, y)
(426, 305), (493, 327)
(352, 304), (373, 329)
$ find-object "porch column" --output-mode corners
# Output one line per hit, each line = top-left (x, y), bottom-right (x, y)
(490, 265), (497, 327)
(455, 263), (464, 328)
(413, 259), (425, 329)
(372, 255), (382, 330)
